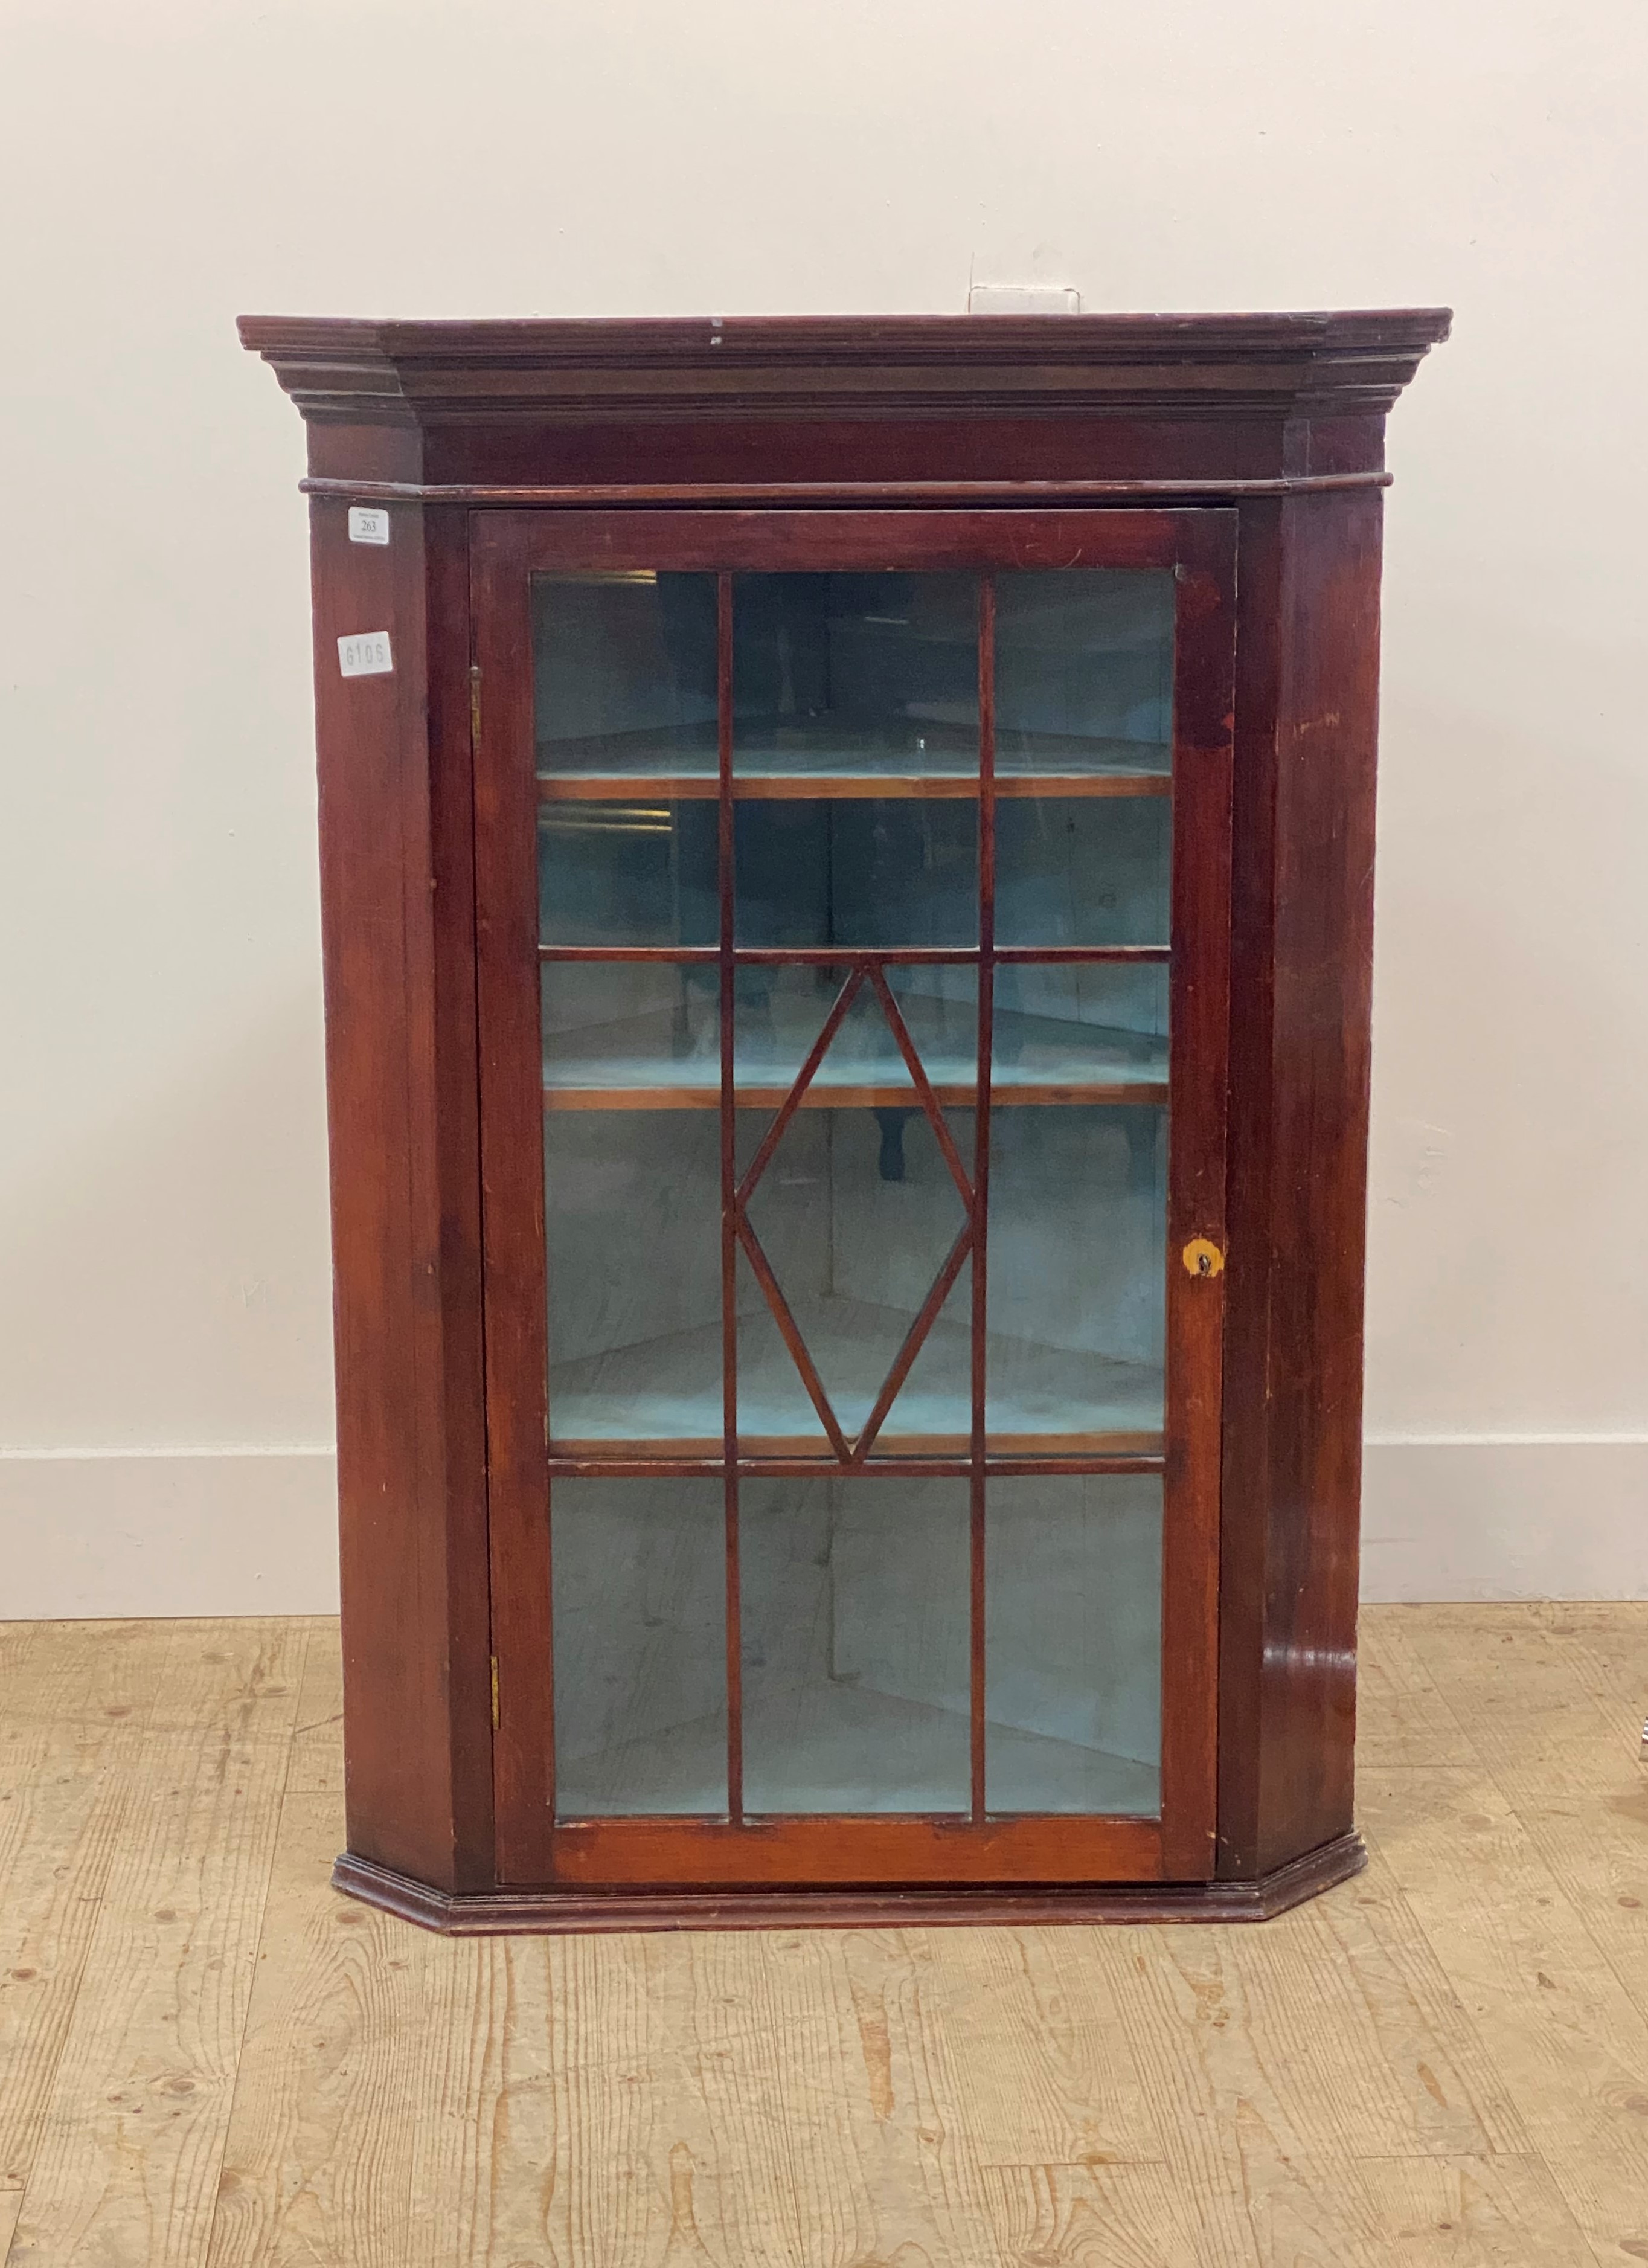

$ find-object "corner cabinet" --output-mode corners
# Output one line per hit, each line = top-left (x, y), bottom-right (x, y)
(241, 309), (1448, 1930)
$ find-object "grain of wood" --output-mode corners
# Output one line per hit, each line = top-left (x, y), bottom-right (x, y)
(0, 1621), (40, 1691)
(1351, 2153), (1596, 2267)
(8, 1623), (303, 2268)
(1356, 1609), (1484, 1773)
(767, 1927), (1002, 2265)
(1113, 1926), (1384, 2267)
(0, 2184), (23, 2258)
(1223, 1841), (1532, 2160)
(0, 1622), (180, 2188)
(979, 2158), (1201, 2267)
(1, 1618), (176, 1726)
(406, 1938), (515, 2266)
(920, 1923), (1167, 2166)
(205, 1791), (425, 2268)
(1528, 1601), (1648, 1732)
(1395, 1610), (1648, 2031)
(283, 1619), (344, 1799)
(1362, 1760), (1648, 2264)
(6, 1607), (1648, 2268)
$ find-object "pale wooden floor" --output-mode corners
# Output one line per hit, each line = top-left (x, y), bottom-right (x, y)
(2, 1608), (1646, 2265)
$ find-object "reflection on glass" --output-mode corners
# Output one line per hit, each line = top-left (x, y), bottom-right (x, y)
(739, 1097), (974, 1450)
(545, 1111), (720, 1446)
(735, 800), (976, 947)
(986, 1105), (1166, 1444)
(543, 962), (719, 1101)
(733, 962), (978, 1100)
(533, 558), (1183, 1833)
(734, 572), (978, 779)
(996, 798), (1171, 948)
(995, 570), (1175, 776)
(538, 802), (717, 947)
(542, 962), (991, 1106)
(991, 961), (1168, 1096)
(540, 798), (981, 951)
(534, 571), (718, 781)
(552, 1478), (726, 1816)
(539, 939), (1169, 1103)
(986, 1474), (1162, 1815)
(742, 1478), (970, 1811)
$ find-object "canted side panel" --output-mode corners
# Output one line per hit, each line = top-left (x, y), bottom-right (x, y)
(310, 498), (490, 1890)
(1260, 488), (1381, 1866)
(305, 420), (426, 486)
(1219, 487), (1382, 1876)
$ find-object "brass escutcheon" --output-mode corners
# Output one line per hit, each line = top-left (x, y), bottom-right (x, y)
(1182, 1238), (1225, 1279)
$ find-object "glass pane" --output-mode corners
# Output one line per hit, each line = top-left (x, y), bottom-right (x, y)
(734, 571), (978, 779)
(739, 1090), (975, 1451)
(544, 961), (989, 1108)
(992, 961), (1169, 1097)
(734, 961), (979, 1102)
(545, 1111), (720, 1447)
(996, 798), (1171, 948)
(539, 800), (717, 947)
(552, 1478), (726, 1816)
(734, 800), (976, 948)
(995, 569), (1174, 777)
(986, 1474), (1162, 1816)
(543, 961), (719, 1102)
(535, 571), (718, 782)
(741, 1477), (970, 1811)
(986, 1105), (1166, 1445)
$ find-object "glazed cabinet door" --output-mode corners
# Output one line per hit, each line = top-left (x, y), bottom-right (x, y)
(472, 509), (1235, 1889)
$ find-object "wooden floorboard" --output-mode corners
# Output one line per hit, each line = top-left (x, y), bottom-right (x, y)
(0, 1604), (1643, 2265)
(4, 1622), (304, 2268)
(0, 1621), (179, 2191)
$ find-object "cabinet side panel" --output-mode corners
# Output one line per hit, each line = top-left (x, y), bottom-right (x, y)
(1219, 487), (1382, 1875)
(309, 498), (488, 1889)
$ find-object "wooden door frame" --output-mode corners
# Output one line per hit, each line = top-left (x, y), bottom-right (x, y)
(470, 507), (1236, 1889)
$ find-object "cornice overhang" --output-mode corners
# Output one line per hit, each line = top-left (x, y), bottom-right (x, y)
(238, 309), (1452, 427)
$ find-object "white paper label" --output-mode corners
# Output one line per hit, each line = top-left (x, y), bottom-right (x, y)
(338, 630), (393, 678)
(348, 505), (390, 545)
(966, 283), (1082, 315)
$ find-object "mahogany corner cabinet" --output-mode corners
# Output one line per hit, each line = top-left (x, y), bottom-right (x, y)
(241, 308), (1449, 1932)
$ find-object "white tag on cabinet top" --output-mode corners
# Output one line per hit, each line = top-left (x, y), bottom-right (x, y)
(338, 630), (393, 678)
(348, 505), (390, 544)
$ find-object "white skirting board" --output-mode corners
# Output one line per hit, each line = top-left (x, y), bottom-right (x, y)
(0, 1449), (340, 1620)
(0, 1438), (1644, 1617)
(1361, 1438), (1648, 1601)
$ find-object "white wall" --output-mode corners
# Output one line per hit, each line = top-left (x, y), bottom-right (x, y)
(2, 0), (1644, 1612)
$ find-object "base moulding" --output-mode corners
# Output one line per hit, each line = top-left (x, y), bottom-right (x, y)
(332, 1829), (1367, 1934)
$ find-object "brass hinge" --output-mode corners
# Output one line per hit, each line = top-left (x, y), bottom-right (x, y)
(469, 662), (481, 747)
(490, 1654), (500, 1728)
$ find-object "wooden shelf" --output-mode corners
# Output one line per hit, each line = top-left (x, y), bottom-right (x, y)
(540, 773), (1172, 802)
(549, 1293), (1164, 1459)
(543, 998), (1169, 1111)
(546, 1080), (1166, 1110)
(536, 722), (1171, 801)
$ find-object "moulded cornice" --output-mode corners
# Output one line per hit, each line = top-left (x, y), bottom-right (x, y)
(237, 309), (1452, 426)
